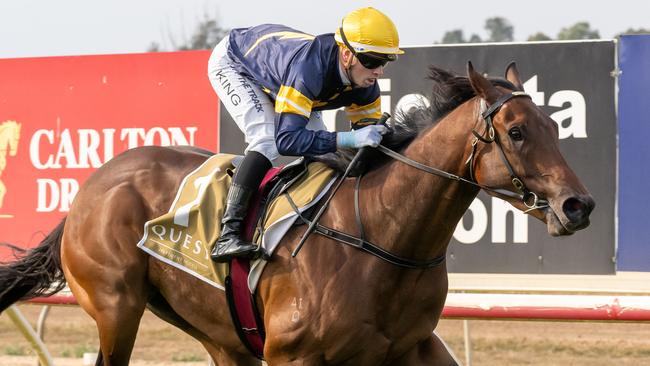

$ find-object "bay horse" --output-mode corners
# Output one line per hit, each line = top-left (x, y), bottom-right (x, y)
(0, 62), (594, 365)
(0, 120), (21, 209)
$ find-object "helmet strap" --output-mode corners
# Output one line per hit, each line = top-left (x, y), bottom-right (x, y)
(339, 48), (358, 88)
(339, 26), (359, 87)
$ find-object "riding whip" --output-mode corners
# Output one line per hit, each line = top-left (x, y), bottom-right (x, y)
(291, 112), (391, 257)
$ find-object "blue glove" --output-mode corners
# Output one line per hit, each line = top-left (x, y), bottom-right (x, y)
(336, 125), (388, 148)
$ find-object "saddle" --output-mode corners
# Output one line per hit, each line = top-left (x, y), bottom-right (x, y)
(240, 157), (313, 245)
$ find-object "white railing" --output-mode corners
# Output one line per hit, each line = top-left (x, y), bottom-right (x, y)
(6, 273), (650, 366)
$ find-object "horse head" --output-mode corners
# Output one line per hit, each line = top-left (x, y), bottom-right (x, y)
(467, 62), (594, 236)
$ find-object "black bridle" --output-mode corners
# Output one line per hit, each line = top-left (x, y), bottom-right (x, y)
(289, 91), (548, 269)
(469, 91), (548, 211)
(380, 90), (549, 212)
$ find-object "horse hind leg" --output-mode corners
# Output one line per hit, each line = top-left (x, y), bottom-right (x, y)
(62, 185), (151, 365)
(90, 293), (147, 365)
(66, 249), (149, 366)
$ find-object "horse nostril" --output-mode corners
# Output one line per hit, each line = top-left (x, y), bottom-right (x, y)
(562, 196), (594, 223)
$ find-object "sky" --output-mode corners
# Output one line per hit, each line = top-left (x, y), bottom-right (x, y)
(1, 0), (649, 59)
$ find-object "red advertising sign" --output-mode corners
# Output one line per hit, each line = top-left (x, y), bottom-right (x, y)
(0, 50), (218, 255)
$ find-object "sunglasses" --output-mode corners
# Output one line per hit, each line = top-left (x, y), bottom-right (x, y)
(339, 26), (394, 70)
(355, 53), (390, 69)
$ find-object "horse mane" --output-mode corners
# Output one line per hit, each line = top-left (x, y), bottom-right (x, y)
(313, 65), (516, 174)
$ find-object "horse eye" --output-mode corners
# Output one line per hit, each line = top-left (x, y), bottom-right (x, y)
(508, 126), (524, 141)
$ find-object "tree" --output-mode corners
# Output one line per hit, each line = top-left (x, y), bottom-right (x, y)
(149, 13), (228, 52)
(438, 17), (511, 44)
(527, 32), (552, 41)
(177, 18), (228, 50)
(485, 17), (513, 42)
(441, 29), (466, 44)
(469, 34), (482, 43)
(440, 29), (482, 44)
(616, 28), (650, 37)
(557, 22), (600, 40)
(147, 42), (162, 52)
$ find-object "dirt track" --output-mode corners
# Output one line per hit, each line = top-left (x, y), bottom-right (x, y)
(1, 304), (649, 365)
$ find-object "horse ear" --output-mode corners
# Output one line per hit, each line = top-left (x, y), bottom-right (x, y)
(505, 61), (525, 91)
(467, 61), (500, 104)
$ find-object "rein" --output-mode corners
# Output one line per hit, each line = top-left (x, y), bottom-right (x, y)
(291, 92), (548, 269)
(380, 91), (548, 212)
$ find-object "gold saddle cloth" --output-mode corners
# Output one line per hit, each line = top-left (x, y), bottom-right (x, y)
(137, 153), (336, 290)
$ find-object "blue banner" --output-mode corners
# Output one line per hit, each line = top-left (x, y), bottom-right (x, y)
(617, 35), (650, 271)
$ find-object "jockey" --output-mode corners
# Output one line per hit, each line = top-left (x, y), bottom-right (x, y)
(207, 7), (403, 262)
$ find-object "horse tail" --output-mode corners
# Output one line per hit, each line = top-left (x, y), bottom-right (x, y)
(0, 218), (67, 313)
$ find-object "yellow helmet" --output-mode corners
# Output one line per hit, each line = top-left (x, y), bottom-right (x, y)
(335, 7), (404, 60)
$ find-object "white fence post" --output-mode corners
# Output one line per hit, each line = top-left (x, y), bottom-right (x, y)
(463, 319), (472, 366)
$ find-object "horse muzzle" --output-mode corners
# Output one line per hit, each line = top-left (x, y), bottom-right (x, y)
(546, 194), (595, 236)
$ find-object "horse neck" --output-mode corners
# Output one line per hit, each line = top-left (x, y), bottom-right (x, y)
(359, 101), (481, 261)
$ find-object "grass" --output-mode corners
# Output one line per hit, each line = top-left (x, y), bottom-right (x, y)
(3, 344), (30, 356)
(171, 353), (206, 362)
(60, 343), (97, 358)
(467, 336), (650, 358)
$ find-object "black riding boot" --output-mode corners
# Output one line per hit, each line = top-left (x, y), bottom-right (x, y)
(211, 151), (271, 263)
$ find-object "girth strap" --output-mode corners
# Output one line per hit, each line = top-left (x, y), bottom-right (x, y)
(284, 187), (446, 270)
(312, 224), (446, 269)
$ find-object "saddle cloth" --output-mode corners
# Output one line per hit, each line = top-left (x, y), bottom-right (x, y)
(136, 153), (337, 292)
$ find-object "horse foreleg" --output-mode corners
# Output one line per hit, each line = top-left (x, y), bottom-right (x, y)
(390, 333), (460, 366)
(264, 355), (326, 366)
(200, 341), (262, 366)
